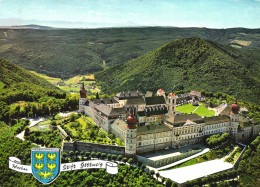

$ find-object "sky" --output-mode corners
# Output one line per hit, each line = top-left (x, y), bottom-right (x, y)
(0, 0), (259, 28)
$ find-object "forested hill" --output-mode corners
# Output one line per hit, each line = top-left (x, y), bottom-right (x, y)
(0, 27), (260, 79)
(0, 58), (57, 90)
(95, 37), (260, 104)
(0, 59), (75, 122)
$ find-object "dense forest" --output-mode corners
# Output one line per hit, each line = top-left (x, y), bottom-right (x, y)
(0, 27), (260, 78)
(95, 37), (260, 104)
(0, 58), (78, 123)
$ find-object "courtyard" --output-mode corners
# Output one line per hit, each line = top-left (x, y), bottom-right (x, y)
(176, 103), (215, 117)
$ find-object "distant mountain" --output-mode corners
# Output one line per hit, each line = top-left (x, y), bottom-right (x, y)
(3, 24), (55, 30)
(0, 58), (58, 90)
(0, 27), (260, 79)
(95, 37), (260, 104)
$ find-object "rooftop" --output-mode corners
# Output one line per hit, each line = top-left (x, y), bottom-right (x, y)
(126, 97), (146, 105)
(95, 104), (125, 117)
(112, 119), (128, 131)
(115, 90), (144, 99)
(166, 114), (203, 126)
(145, 96), (166, 105)
(203, 115), (230, 125)
(138, 106), (168, 117)
(91, 98), (119, 105)
(145, 91), (153, 97)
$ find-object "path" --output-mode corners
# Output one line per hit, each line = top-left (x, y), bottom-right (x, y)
(192, 105), (200, 113)
(59, 111), (77, 118)
(16, 117), (46, 141)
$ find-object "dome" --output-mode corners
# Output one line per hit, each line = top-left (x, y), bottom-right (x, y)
(127, 113), (137, 124)
(126, 113), (137, 129)
(231, 102), (240, 114)
(168, 92), (176, 97)
(80, 83), (87, 98)
(157, 88), (165, 93)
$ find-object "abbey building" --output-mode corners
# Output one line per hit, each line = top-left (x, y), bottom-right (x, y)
(79, 85), (259, 157)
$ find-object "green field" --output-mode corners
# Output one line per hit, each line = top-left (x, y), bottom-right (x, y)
(30, 71), (100, 94)
(176, 103), (215, 117)
(193, 105), (215, 117)
(176, 104), (197, 114)
(30, 71), (62, 84)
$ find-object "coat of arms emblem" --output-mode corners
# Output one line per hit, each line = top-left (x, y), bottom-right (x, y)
(31, 148), (60, 184)
(9, 147), (118, 184)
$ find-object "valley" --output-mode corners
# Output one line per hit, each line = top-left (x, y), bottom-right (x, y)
(0, 27), (260, 79)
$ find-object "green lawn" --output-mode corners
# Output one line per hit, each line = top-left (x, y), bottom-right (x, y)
(194, 105), (215, 117)
(176, 103), (215, 117)
(176, 104), (197, 114)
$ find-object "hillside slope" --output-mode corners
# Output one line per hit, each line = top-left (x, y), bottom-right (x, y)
(95, 37), (260, 104)
(0, 58), (67, 107)
(0, 58), (58, 90)
(0, 27), (260, 78)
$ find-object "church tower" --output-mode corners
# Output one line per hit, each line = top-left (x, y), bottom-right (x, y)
(229, 99), (240, 136)
(230, 99), (240, 121)
(79, 83), (87, 113)
(125, 111), (137, 157)
(167, 92), (176, 114)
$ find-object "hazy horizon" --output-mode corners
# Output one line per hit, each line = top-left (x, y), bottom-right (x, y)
(0, 0), (259, 29)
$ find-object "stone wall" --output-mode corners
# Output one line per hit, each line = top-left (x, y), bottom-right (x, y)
(233, 144), (247, 169)
(62, 141), (125, 155)
(236, 124), (259, 143)
(136, 142), (172, 154)
(137, 149), (202, 168)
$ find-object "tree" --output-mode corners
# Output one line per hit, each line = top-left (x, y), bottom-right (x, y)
(85, 152), (90, 157)
(24, 127), (30, 136)
(101, 153), (106, 160)
(107, 154), (112, 161)
(160, 177), (165, 184)
(117, 155), (123, 162)
(96, 152), (101, 159)
(80, 151), (85, 157)
(62, 152), (68, 158)
(69, 151), (74, 158)
(128, 158), (134, 166)
(165, 178), (172, 187)
(150, 170), (155, 177)
(51, 121), (57, 126)
(141, 164), (146, 171)
(111, 154), (117, 161)
(91, 152), (96, 158)
(156, 172), (160, 179)
(122, 157), (127, 164)
(75, 150), (79, 157)
(96, 92), (100, 99)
